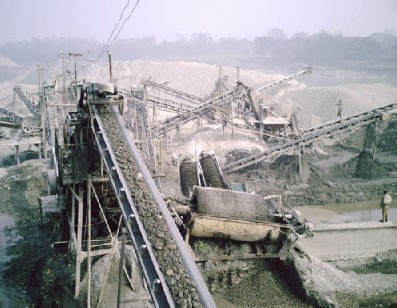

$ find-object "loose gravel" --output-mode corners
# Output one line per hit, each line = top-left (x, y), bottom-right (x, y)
(290, 247), (397, 307)
(99, 105), (203, 308)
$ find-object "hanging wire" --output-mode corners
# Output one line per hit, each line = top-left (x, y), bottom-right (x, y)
(94, 0), (141, 63)
(100, 0), (132, 53)
(41, 53), (62, 75)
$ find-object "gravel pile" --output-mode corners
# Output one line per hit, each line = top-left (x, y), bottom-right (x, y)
(224, 262), (311, 308)
(290, 247), (397, 307)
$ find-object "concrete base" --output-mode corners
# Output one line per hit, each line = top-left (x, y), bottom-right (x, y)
(290, 221), (397, 307)
(297, 221), (397, 261)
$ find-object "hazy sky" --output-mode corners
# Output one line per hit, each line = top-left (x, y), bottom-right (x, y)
(1, 0), (396, 46)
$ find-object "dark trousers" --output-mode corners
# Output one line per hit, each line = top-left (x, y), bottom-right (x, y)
(382, 205), (389, 222)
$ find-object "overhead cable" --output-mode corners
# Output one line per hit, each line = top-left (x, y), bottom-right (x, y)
(99, 0), (132, 58)
(95, 0), (140, 63)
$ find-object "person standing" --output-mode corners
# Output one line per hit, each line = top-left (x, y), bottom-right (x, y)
(380, 190), (392, 223)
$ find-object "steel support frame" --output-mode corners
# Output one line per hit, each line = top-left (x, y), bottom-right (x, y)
(67, 183), (113, 299)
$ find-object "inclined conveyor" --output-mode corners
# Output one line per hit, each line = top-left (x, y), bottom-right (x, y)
(90, 103), (215, 307)
(223, 102), (397, 173)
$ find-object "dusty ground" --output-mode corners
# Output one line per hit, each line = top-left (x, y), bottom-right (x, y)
(0, 147), (48, 306)
(1, 60), (397, 307)
(0, 145), (84, 307)
(221, 114), (397, 207)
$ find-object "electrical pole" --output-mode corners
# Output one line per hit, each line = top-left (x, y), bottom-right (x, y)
(69, 52), (83, 105)
(337, 99), (343, 124)
(60, 52), (67, 94)
(108, 51), (113, 82)
(37, 64), (46, 163)
(37, 64), (44, 95)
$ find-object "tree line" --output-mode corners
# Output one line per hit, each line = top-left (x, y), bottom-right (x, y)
(1, 30), (396, 67)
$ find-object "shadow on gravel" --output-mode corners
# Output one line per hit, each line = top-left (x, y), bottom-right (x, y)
(0, 150), (40, 168)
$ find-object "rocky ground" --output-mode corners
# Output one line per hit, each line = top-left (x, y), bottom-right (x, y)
(288, 246), (397, 308)
(224, 113), (397, 208)
(0, 149), (82, 307)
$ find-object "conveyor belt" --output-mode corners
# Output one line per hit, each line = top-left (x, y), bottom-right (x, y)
(223, 102), (397, 173)
(91, 104), (215, 307)
(155, 85), (246, 136)
(142, 79), (203, 107)
(128, 94), (289, 141)
(146, 96), (196, 114)
(129, 93), (264, 136)
(13, 86), (39, 114)
(255, 67), (312, 92)
(0, 107), (22, 128)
